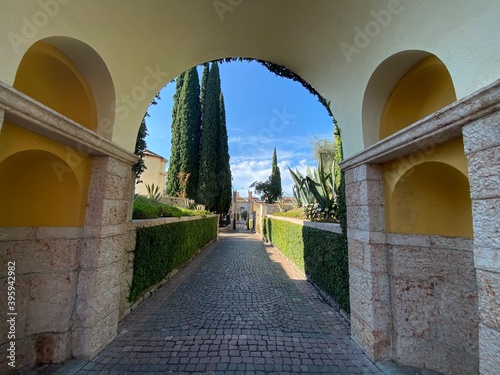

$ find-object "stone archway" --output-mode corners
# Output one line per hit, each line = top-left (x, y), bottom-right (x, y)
(0, 2), (498, 373)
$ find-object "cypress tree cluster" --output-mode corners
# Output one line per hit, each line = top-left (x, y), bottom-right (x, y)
(166, 62), (232, 213)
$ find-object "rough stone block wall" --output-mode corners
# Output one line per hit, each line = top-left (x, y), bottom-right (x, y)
(338, 79), (499, 375)
(463, 111), (500, 375)
(72, 156), (134, 359)
(387, 233), (479, 374)
(345, 164), (391, 361)
(0, 227), (83, 368)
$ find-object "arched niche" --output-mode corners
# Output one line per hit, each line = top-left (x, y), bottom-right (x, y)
(43, 36), (117, 139)
(387, 161), (473, 238)
(0, 150), (87, 227)
(362, 51), (457, 146)
(14, 40), (98, 131)
(13, 37), (116, 139)
(380, 55), (457, 139)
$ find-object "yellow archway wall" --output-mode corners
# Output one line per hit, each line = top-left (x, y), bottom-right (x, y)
(13, 41), (97, 131)
(380, 55), (457, 139)
(0, 124), (92, 227)
(383, 138), (473, 238)
(0, 40), (100, 227)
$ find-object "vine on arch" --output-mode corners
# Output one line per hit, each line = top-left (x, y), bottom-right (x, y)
(214, 57), (333, 117)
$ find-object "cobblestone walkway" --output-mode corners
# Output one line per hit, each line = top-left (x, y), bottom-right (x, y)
(69, 231), (381, 374)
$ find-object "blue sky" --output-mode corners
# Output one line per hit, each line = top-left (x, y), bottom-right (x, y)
(145, 61), (333, 197)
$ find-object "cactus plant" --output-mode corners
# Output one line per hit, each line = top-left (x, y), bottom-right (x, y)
(288, 167), (314, 207)
(289, 158), (339, 221)
(145, 183), (162, 202)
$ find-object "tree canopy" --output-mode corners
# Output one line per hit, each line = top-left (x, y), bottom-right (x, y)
(250, 148), (282, 204)
(310, 136), (337, 175)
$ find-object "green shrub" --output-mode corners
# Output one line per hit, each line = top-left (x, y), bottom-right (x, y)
(272, 208), (307, 219)
(128, 216), (217, 302)
(264, 217), (349, 313)
(133, 196), (159, 219)
(132, 196), (210, 220)
(179, 207), (209, 217)
(157, 204), (184, 217)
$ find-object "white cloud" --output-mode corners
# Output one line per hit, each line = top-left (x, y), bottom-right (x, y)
(230, 153), (316, 197)
(227, 133), (324, 197)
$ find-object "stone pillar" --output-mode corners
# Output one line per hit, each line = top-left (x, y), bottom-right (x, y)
(345, 164), (391, 360)
(462, 110), (500, 375)
(247, 190), (253, 229)
(72, 156), (134, 358)
(232, 190), (238, 230)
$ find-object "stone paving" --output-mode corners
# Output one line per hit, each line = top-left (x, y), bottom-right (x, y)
(28, 230), (382, 375)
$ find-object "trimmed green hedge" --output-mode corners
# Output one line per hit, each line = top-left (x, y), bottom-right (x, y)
(264, 218), (350, 313)
(128, 216), (217, 302)
(264, 219), (306, 271)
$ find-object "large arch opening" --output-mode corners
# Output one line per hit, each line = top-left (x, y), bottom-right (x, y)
(139, 58), (334, 199)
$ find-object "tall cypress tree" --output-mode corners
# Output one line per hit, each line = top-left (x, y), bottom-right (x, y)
(180, 67), (201, 199)
(198, 62), (232, 213)
(198, 62), (220, 211)
(270, 147), (282, 201)
(200, 63), (209, 130)
(166, 68), (201, 199)
(165, 73), (185, 195)
(197, 63), (210, 201)
(217, 91), (232, 213)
